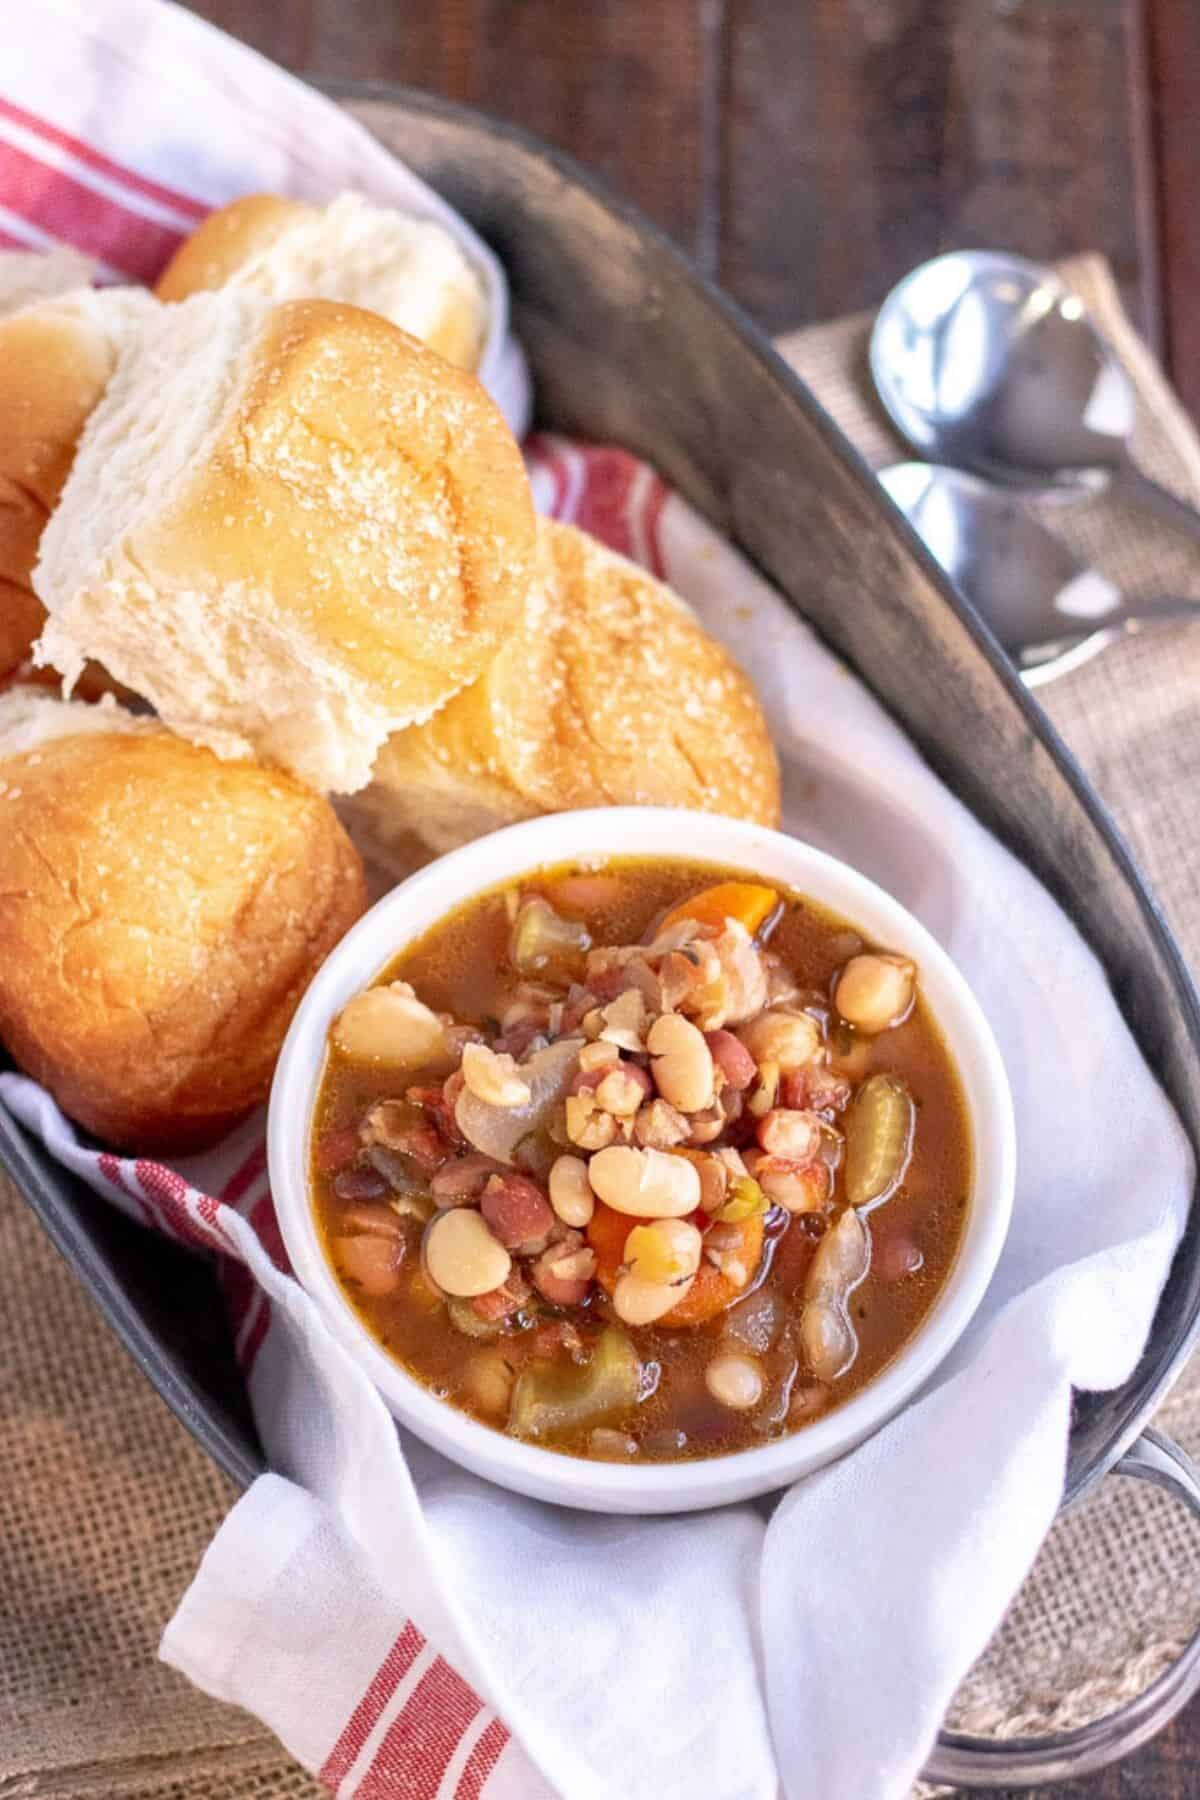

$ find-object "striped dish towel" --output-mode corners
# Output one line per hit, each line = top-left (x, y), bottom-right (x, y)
(1, 6), (1192, 1800)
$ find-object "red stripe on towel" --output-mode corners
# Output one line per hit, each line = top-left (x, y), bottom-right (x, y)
(0, 137), (185, 277)
(319, 1620), (426, 1792)
(0, 96), (207, 218)
(455, 1716), (511, 1800)
(359, 1656), (483, 1800)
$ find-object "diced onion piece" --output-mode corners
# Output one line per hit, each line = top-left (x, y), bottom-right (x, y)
(508, 1327), (640, 1439)
(454, 1037), (583, 1162)
(801, 1207), (870, 1380)
(843, 1074), (914, 1209)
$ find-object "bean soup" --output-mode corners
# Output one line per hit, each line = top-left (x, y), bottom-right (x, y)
(311, 860), (971, 1462)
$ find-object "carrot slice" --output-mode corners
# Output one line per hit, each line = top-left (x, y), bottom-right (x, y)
(587, 1199), (630, 1295)
(662, 1212), (765, 1326)
(588, 1198), (766, 1328)
(661, 882), (778, 938)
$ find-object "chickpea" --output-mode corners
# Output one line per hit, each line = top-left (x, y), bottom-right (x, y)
(332, 982), (446, 1066)
(737, 1008), (820, 1071)
(578, 1040), (621, 1073)
(613, 1270), (694, 1326)
(587, 1144), (701, 1218)
(756, 1108), (822, 1159)
(624, 1218), (703, 1285)
(705, 1353), (764, 1410)
(462, 1349), (516, 1419)
(461, 1041), (532, 1107)
(424, 1208), (511, 1297)
(647, 1013), (714, 1112)
(548, 1154), (595, 1228)
(565, 1093), (619, 1151)
(595, 1065), (653, 1116)
(834, 954), (916, 1034)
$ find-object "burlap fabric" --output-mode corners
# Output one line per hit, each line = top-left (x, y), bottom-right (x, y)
(2, 254), (1198, 1795)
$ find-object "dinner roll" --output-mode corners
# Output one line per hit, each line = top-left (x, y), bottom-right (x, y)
(33, 293), (535, 794)
(342, 518), (781, 870)
(0, 692), (367, 1151)
(156, 191), (488, 371)
(0, 285), (159, 679)
(0, 246), (96, 318)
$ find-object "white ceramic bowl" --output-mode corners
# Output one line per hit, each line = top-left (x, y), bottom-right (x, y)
(269, 807), (1015, 1513)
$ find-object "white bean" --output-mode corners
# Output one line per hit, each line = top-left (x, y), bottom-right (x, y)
(624, 1218), (702, 1284)
(424, 1209), (511, 1297)
(834, 954), (916, 1034)
(647, 1013), (714, 1112)
(548, 1154), (595, 1227)
(461, 1041), (532, 1107)
(737, 1009), (820, 1070)
(705, 1353), (764, 1410)
(587, 1144), (701, 1218)
(613, 1270), (694, 1326)
(332, 982), (446, 1066)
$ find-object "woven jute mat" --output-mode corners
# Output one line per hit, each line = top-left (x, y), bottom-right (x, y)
(2, 253), (1199, 1796)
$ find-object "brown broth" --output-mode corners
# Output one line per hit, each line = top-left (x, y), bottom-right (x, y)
(311, 857), (972, 1462)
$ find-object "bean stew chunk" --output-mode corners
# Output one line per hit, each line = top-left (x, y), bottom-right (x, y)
(311, 860), (971, 1463)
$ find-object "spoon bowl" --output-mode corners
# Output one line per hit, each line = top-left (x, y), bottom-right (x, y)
(878, 462), (1200, 686)
(871, 252), (1200, 547)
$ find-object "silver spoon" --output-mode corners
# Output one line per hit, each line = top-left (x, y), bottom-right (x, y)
(878, 462), (1200, 686)
(870, 251), (1200, 548)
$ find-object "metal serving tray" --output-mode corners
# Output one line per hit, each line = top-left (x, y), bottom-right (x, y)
(4, 83), (1200, 1788)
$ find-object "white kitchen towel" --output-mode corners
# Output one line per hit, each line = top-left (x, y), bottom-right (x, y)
(0, 5), (1192, 1798)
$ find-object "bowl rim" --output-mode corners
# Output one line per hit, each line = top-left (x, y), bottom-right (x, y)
(268, 806), (1016, 1513)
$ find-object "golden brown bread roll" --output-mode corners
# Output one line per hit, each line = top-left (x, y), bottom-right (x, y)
(0, 692), (367, 1150)
(156, 191), (488, 370)
(33, 293), (536, 794)
(342, 518), (781, 871)
(0, 286), (158, 680)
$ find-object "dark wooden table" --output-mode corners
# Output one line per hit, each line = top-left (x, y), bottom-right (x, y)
(182, 4), (1200, 1794)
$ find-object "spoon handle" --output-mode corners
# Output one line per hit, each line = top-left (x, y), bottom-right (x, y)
(1111, 460), (1200, 548)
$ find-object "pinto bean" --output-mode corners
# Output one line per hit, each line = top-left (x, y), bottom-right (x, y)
(480, 1173), (555, 1251)
(531, 1233), (596, 1306)
(430, 1152), (508, 1204)
(704, 1029), (757, 1091)
(334, 1233), (405, 1297)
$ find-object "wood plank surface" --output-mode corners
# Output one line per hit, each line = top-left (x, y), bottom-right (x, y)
(172, 4), (1200, 1794)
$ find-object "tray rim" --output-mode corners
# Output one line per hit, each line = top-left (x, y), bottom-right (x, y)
(3, 76), (1199, 1510)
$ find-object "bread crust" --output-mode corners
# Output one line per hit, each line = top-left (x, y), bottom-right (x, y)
(155, 195), (312, 300)
(156, 192), (486, 370)
(345, 518), (780, 869)
(0, 714), (367, 1149)
(34, 296), (536, 793)
(0, 289), (157, 682)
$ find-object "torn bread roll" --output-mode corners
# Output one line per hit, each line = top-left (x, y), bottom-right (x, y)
(156, 191), (488, 371)
(33, 293), (535, 793)
(0, 246), (96, 318)
(0, 285), (159, 680)
(342, 518), (781, 871)
(0, 691), (367, 1151)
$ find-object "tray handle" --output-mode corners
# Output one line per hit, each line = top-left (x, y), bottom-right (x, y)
(923, 1427), (1200, 1789)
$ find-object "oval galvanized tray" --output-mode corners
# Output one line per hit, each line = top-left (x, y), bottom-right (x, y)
(4, 82), (1200, 1789)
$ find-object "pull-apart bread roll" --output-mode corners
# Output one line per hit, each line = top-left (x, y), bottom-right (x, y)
(0, 690), (367, 1151)
(0, 285), (159, 678)
(33, 293), (535, 793)
(0, 246), (96, 318)
(156, 192), (488, 371)
(344, 518), (780, 869)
